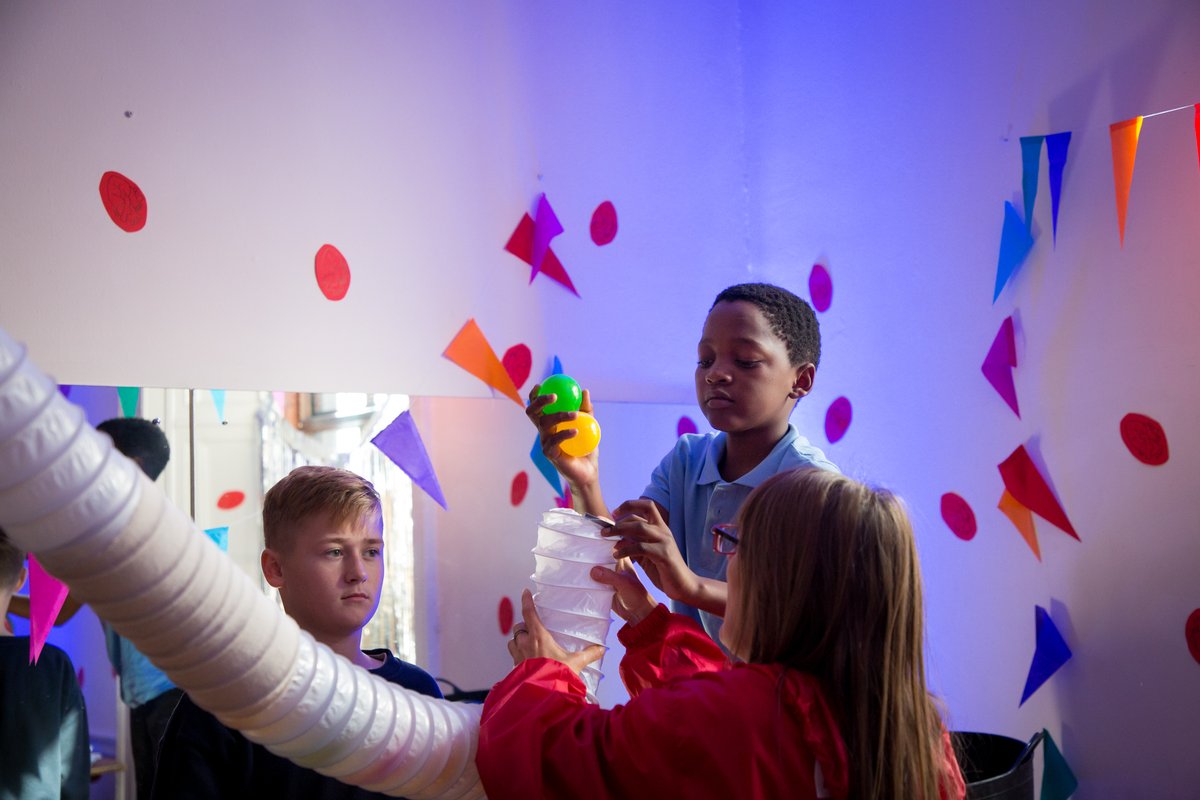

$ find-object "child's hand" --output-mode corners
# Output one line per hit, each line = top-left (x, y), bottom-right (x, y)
(525, 384), (600, 492)
(604, 500), (700, 605)
(591, 560), (658, 625)
(508, 589), (605, 675)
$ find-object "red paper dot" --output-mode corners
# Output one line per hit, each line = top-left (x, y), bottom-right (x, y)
(498, 597), (514, 636)
(510, 472), (529, 506)
(314, 244), (351, 301)
(940, 493), (977, 541)
(824, 396), (852, 443)
(1120, 412), (1168, 465)
(1187, 609), (1200, 665)
(809, 263), (832, 313)
(677, 416), (698, 437)
(99, 171), (148, 232)
(590, 201), (618, 246)
(502, 344), (532, 389)
(217, 490), (245, 510)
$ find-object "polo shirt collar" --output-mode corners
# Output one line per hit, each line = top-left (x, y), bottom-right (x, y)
(696, 425), (800, 487)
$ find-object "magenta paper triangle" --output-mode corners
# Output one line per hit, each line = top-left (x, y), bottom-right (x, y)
(28, 556), (70, 664)
(371, 411), (448, 509)
(530, 194), (564, 279)
(981, 316), (1019, 417)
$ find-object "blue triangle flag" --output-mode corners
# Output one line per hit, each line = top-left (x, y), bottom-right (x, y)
(1020, 136), (1044, 233)
(993, 201), (1035, 303)
(371, 411), (448, 509)
(210, 389), (227, 423)
(551, 355), (564, 376)
(203, 526), (229, 552)
(1020, 605), (1072, 705)
(1041, 729), (1079, 800)
(1046, 132), (1072, 245)
(530, 433), (563, 496)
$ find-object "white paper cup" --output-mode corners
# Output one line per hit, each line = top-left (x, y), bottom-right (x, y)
(537, 606), (611, 645)
(532, 581), (614, 618)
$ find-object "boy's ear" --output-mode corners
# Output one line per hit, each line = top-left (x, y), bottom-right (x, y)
(261, 549), (285, 589)
(789, 363), (816, 399)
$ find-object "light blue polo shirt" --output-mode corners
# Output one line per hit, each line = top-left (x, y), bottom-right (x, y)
(104, 624), (176, 708)
(641, 424), (838, 641)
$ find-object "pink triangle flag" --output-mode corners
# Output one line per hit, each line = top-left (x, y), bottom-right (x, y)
(28, 555), (70, 664)
(981, 316), (1019, 417)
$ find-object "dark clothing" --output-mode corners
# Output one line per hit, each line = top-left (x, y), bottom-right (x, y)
(0, 637), (90, 800)
(130, 686), (183, 798)
(153, 649), (442, 799)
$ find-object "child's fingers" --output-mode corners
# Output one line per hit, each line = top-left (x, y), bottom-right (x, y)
(580, 389), (594, 415)
(612, 498), (655, 520)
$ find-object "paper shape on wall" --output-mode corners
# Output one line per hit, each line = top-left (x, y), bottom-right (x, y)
(498, 596), (514, 636)
(550, 355), (564, 377)
(502, 344), (532, 391)
(443, 319), (524, 406)
(590, 201), (618, 246)
(28, 556), (69, 664)
(530, 433), (563, 496)
(1195, 105), (1200, 171)
(510, 472), (529, 506)
(824, 397), (852, 444)
(99, 170), (148, 232)
(372, 411), (447, 509)
(998, 445), (1077, 540)
(998, 489), (1040, 561)
(505, 214), (579, 296)
(1040, 729), (1079, 800)
(993, 202), (1035, 302)
(1185, 609), (1200, 665)
(677, 416), (698, 437)
(1046, 131), (1072, 244)
(117, 386), (139, 419)
(210, 389), (227, 424)
(59, 384), (72, 399)
(531, 194), (564, 278)
(217, 490), (245, 510)
(203, 526), (229, 552)
(1020, 605), (1072, 705)
(981, 316), (1020, 417)
(939, 493), (976, 541)
(1020, 136), (1044, 232)
(809, 263), (833, 313)
(1109, 116), (1143, 246)
(314, 244), (351, 301)
(1120, 412), (1168, 465)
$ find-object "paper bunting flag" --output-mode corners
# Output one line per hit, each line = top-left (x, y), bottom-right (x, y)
(371, 411), (447, 509)
(505, 213), (579, 296)
(28, 556), (69, 665)
(530, 194), (564, 278)
(1046, 132), (1071, 244)
(998, 490), (1040, 560)
(981, 316), (1019, 417)
(443, 319), (524, 406)
(1040, 729), (1079, 800)
(530, 433), (563, 495)
(118, 386), (140, 418)
(993, 202), (1035, 302)
(1020, 605), (1072, 705)
(998, 445), (1077, 539)
(203, 526), (229, 552)
(1109, 116), (1143, 246)
(1020, 136), (1044, 232)
(210, 389), (226, 424)
(1195, 105), (1200, 171)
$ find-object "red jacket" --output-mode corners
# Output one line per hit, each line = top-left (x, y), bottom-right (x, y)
(478, 605), (966, 800)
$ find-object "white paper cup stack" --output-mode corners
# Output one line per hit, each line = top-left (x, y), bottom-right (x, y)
(530, 508), (615, 703)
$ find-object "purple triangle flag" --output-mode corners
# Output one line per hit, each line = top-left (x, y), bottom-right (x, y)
(1041, 729), (1079, 800)
(1046, 132), (1072, 245)
(993, 202), (1035, 303)
(981, 316), (1019, 417)
(1020, 605), (1072, 705)
(1020, 136), (1044, 233)
(371, 411), (448, 509)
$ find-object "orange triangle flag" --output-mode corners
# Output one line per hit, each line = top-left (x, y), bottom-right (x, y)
(999, 489), (1041, 561)
(1109, 116), (1143, 246)
(442, 319), (523, 406)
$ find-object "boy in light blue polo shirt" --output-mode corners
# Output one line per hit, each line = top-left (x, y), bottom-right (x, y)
(528, 283), (837, 641)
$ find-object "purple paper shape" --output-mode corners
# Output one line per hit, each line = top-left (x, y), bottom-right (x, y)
(824, 397), (852, 444)
(981, 316), (1019, 417)
(1046, 132), (1072, 245)
(59, 384), (73, 399)
(530, 194), (564, 279)
(28, 556), (69, 664)
(371, 411), (448, 509)
(530, 433), (563, 496)
(677, 416), (698, 437)
(809, 264), (833, 312)
(993, 201), (1035, 302)
(203, 526), (229, 552)
(1041, 729), (1079, 800)
(1020, 605), (1072, 705)
(1020, 136), (1044, 232)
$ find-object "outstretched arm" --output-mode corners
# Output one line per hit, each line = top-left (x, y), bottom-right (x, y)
(525, 385), (609, 517)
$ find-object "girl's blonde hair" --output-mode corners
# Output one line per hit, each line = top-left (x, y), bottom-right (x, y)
(729, 467), (952, 799)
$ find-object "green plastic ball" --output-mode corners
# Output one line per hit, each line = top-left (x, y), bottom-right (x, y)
(536, 374), (583, 415)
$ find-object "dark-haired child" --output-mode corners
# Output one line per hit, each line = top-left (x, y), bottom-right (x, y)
(527, 282), (838, 640)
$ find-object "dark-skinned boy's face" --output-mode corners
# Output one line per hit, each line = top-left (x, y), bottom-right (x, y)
(694, 300), (809, 436)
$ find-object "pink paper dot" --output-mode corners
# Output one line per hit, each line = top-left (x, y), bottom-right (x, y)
(590, 201), (618, 246)
(677, 416), (698, 437)
(824, 396), (852, 443)
(314, 244), (351, 301)
(498, 597), (514, 636)
(502, 344), (532, 390)
(940, 493), (977, 540)
(217, 490), (245, 510)
(1186, 609), (1200, 665)
(99, 171), (148, 232)
(510, 472), (529, 506)
(809, 263), (832, 313)
(1120, 412), (1168, 466)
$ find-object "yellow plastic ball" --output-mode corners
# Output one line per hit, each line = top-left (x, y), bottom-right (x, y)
(553, 412), (601, 457)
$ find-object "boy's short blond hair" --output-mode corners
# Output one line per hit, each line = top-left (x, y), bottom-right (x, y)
(262, 466), (383, 552)
(0, 528), (25, 588)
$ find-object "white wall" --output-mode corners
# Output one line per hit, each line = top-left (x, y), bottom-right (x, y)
(3, 2), (1199, 795)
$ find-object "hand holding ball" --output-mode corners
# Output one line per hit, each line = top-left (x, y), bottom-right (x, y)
(535, 375), (601, 457)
